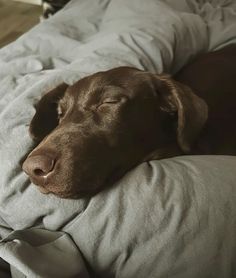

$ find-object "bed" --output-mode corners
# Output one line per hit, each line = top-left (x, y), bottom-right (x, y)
(0, 0), (236, 277)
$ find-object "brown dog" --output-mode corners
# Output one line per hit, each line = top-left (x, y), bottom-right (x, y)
(22, 45), (236, 198)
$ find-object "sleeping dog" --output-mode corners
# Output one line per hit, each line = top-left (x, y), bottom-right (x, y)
(22, 45), (236, 198)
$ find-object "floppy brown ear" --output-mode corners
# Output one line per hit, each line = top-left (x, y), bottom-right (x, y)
(29, 83), (68, 142)
(153, 74), (208, 153)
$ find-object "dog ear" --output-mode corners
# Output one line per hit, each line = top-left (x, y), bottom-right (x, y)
(153, 74), (208, 153)
(29, 83), (68, 142)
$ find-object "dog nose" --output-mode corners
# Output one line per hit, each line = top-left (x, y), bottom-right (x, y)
(22, 155), (55, 179)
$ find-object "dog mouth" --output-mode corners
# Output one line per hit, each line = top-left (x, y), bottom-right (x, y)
(30, 176), (102, 199)
(38, 186), (50, 194)
(39, 186), (100, 199)
(27, 158), (129, 199)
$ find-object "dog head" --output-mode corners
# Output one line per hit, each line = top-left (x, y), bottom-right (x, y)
(22, 67), (207, 198)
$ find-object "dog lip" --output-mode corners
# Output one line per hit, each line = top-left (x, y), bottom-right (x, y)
(38, 187), (50, 194)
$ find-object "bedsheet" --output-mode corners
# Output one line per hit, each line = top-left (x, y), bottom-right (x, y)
(0, 0), (236, 277)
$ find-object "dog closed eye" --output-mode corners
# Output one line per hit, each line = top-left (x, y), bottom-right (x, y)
(98, 95), (128, 108)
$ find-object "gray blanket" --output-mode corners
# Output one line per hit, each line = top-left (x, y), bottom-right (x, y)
(0, 0), (236, 277)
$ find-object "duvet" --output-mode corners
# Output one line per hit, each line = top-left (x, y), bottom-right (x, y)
(0, 0), (236, 277)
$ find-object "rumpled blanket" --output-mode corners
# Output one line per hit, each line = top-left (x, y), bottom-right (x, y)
(0, 0), (236, 277)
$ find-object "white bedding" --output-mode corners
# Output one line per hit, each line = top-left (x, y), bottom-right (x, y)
(0, 0), (236, 277)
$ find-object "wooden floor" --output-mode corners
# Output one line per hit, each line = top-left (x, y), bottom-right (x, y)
(0, 0), (41, 48)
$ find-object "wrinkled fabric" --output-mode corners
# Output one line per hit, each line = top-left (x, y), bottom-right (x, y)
(0, 229), (90, 278)
(0, 0), (236, 277)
